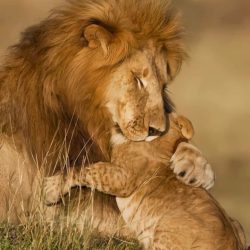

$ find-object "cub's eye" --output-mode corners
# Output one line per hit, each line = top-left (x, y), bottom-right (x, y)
(135, 77), (144, 90)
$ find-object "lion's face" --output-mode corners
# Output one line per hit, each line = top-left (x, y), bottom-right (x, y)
(51, 1), (185, 145)
(105, 47), (172, 142)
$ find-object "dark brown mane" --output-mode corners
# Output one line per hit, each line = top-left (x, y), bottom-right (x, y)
(0, 0), (186, 174)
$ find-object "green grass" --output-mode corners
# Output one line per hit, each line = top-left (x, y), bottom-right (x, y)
(0, 224), (141, 250)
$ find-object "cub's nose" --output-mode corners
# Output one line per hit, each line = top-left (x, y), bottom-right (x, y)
(148, 126), (164, 137)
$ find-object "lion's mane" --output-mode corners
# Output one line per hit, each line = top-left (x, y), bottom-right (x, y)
(0, 0), (185, 174)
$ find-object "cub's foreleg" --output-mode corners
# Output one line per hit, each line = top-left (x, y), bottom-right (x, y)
(44, 163), (136, 204)
(154, 114), (215, 190)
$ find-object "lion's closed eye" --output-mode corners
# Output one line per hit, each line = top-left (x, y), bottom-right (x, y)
(135, 77), (145, 90)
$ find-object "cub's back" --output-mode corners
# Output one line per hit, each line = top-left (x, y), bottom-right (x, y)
(117, 167), (245, 249)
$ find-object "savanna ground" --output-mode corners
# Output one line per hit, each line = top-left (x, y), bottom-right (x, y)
(0, 0), (249, 248)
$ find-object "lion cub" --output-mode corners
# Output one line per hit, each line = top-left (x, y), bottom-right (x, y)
(44, 114), (246, 250)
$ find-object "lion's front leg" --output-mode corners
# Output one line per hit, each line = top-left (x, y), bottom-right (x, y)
(171, 142), (215, 190)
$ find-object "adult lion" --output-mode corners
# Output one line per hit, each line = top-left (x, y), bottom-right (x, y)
(0, 0), (214, 235)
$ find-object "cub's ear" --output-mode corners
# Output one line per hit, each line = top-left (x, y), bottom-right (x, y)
(84, 24), (112, 55)
(172, 114), (194, 140)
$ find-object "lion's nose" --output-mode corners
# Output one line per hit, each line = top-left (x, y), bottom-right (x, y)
(148, 127), (164, 137)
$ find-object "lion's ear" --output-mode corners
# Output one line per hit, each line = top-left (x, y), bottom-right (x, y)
(84, 24), (112, 55)
(166, 46), (187, 81)
(167, 57), (182, 81)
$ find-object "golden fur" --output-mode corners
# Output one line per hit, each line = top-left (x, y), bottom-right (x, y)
(0, 0), (214, 235)
(0, 0), (186, 168)
(44, 114), (246, 249)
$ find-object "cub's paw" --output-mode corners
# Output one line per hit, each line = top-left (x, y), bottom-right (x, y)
(43, 175), (65, 205)
(170, 142), (215, 190)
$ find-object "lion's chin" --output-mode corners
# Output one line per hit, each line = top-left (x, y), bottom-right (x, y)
(124, 132), (160, 142)
(145, 136), (160, 142)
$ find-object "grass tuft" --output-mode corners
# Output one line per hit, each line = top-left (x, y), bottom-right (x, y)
(0, 224), (141, 250)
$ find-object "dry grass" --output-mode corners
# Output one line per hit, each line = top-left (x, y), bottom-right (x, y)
(0, 0), (249, 246)
(0, 223), (141, 250)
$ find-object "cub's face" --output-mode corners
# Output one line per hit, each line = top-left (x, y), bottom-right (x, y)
(105, 47), (173, 142)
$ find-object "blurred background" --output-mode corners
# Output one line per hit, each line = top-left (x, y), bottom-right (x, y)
(0, 0), (249, 243)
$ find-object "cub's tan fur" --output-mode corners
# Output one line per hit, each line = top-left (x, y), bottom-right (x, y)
(45, 114), (246, 250)
(0, 0), (214, 234)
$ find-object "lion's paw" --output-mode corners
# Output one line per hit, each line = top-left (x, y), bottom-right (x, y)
(170, 142), (215, 190)
(43, 175), (64, 205)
